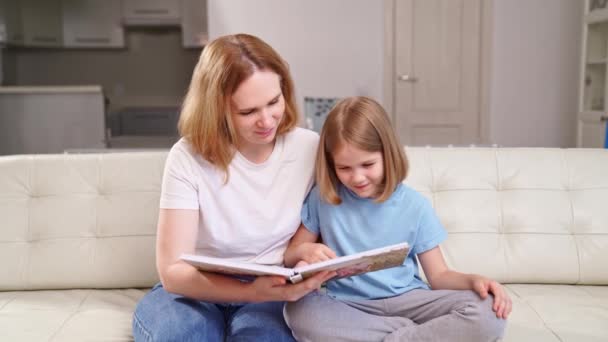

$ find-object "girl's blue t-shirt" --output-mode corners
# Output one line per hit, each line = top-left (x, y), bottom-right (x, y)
(301, 183), (447, 301)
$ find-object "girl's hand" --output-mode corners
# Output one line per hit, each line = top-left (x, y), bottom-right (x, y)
(471, 275), (512, 319)
(250, 271), (336, 302)
(295, 242), (337, 264)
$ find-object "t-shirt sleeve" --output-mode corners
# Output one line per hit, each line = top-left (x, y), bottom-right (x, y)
(159, 144), (199, 210)
(300, 186), (321, 235)
(412, 196), (448, 255)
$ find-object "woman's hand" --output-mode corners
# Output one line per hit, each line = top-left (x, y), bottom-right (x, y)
(249, 271), (336, 302)
(293, 242), (337, 264)
(470, 275), (512, 319)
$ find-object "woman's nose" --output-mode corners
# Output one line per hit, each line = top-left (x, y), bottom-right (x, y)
(257, 108), (273, 127)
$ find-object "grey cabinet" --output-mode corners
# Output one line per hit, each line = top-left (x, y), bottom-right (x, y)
(21, 0), (63, 47)
(0, 0), (24, 44)
(2, 0), (208, 48)
(122, 0), (181, 26)
(62, 0), (124, 48)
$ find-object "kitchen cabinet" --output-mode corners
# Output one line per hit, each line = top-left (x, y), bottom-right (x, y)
(579, 0), (608, 147)
(62, 0), (124, 48)
(3, 0), (207, 49)
(122, 0), (181, 26)
(181, 0), (207, 48)
(21, 0), (63, 47)
(0, 0), (24, 44)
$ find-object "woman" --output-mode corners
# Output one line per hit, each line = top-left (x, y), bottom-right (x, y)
(132, 33), (333, 341)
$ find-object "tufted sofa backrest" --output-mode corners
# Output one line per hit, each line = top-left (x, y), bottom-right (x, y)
(405, 148), (608, 285)
(1, 148), (607, 291)
(0, 153), (167, 290)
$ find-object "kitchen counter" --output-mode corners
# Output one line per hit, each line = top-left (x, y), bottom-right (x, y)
(0, 86), (106, 155)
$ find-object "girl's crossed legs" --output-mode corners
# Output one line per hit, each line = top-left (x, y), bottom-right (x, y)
(284, 289), (505, 342)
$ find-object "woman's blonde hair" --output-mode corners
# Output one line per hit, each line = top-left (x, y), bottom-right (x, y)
(316, 96), (408, 204)
(178, 33), (299, 176)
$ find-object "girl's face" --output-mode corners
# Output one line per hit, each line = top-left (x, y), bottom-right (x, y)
(231, 69), (285, 152)
(332, 142), (385, 199)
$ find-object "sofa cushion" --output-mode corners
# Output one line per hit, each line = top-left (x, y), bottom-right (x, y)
(0, 285), (605, 341)
(504, 284), (608, 341)
(0, 289), (146, 341)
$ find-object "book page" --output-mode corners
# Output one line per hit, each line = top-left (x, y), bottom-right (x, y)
(293, 242), (409, 281)
(180, 254), (294, 278)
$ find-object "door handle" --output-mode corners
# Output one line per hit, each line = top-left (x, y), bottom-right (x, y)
(398, 75), (418, 82)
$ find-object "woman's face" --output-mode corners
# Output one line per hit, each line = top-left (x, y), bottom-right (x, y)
(231, 69), (285, 152)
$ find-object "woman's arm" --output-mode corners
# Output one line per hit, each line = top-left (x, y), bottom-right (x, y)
(156, 209), (333, 302)
(418, 246), (512, 319)
(284, 224), (337, 267)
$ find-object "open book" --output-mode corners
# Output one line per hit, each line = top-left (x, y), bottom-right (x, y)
(180, 242), (409, 284)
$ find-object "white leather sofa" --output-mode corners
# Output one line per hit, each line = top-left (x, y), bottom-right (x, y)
(0, 148), (607, 341)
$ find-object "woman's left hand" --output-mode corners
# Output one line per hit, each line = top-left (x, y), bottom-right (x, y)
(471, 275), (512, 319)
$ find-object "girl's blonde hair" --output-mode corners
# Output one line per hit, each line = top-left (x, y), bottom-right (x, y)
(178, 33), (299, 176)
(316, 96), (408, 204)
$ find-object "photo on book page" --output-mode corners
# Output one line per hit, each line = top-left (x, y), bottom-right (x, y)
(293, 242), (410, 281)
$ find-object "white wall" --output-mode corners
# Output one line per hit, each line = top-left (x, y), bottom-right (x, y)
(490, 0), (582, 147)
(208, 0), (384, 115)
(209, 0), (584, 147)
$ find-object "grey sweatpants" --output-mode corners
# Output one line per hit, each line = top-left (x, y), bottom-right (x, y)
(284, 289), (506, 342)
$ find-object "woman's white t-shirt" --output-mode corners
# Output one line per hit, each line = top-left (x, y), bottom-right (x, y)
(160, 127), (319, 265)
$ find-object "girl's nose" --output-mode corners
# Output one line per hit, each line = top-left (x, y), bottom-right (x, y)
(352, 170), (365, 182)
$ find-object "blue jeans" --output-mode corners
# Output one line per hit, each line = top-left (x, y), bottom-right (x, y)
(132, 283), (296, 342)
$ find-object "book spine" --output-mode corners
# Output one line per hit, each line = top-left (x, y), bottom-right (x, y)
(288, 273), (303, 284)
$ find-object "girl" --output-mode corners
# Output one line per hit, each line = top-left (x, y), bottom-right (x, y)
(132, 34), (333, 341)
(284, 96), (511, 342)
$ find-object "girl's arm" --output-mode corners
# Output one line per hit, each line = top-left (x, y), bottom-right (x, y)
(284, 224), (337, 267)
(156, 209), (333, 302)
(418, 246), (512, 319)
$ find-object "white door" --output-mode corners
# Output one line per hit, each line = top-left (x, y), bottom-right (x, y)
(394, 0), (483, 145)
